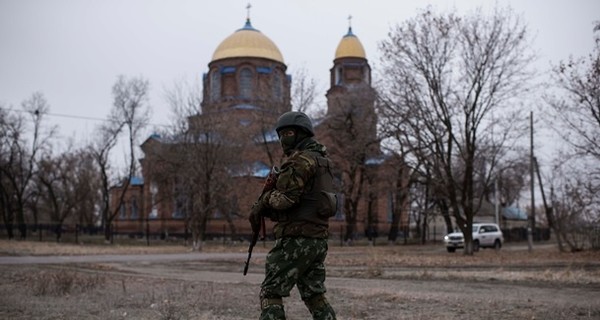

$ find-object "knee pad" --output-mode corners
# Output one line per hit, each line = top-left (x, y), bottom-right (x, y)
(260, 297), (285, 320)
(261, 297), (283, 310)
(304, 294), (328, 311)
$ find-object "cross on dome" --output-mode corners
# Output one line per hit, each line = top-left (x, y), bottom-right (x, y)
(347, 14), (354, 35)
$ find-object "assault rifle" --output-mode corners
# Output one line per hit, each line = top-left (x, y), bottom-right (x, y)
(243, 167), (279, 276)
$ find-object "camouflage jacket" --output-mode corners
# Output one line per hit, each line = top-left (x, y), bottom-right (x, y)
(263, 138), (334, 238)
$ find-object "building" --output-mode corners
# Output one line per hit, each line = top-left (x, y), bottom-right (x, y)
(111, 16), (410, 242)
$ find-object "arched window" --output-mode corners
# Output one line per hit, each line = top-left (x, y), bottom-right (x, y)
(172, 183), (186, 219)
(119, 204), (126, 220)
(210, 70), (220, 101)
(335, 66), (343, 85)
(149, 183), (158, 219)
(240, 68), (253, 99)
(130, 197), (138, 220)
(363, 66), (370, 85)
(273, 72), (282, 100)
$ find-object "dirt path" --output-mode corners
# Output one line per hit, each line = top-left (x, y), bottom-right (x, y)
(0, 242), (599, 319)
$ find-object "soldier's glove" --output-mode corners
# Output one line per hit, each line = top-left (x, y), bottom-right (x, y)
(249, 201), (264, 235)
(259, 190), (274, 215)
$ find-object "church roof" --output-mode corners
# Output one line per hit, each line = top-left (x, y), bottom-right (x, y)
(334, 27), (366, 60)
(211, 19), (284, 63)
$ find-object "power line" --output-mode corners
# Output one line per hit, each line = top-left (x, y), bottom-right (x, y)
(0, 106), (170, 128)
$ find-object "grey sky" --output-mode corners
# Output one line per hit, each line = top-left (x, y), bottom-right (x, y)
(0, 0), (598, 159)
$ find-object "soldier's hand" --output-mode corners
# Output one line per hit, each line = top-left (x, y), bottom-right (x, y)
(249, 201), (263, 234)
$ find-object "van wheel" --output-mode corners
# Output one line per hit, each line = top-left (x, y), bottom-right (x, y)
(494, 239), (502, 250)
(447, 247), (456, 253)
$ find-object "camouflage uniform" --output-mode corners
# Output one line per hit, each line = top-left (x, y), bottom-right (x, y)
(257, 112), (337, 320)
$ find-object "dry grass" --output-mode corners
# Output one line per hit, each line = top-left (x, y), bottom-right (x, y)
(1, 240), (599, 319)
(321, 244), (600, 286)
(324, 244), (600, 268)
(0, 239), (253, 256)
(27, 270), (107, 296)
(3, 240), (600, 288)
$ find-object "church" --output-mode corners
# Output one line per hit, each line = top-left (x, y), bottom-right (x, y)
(110, 14), (409, 243)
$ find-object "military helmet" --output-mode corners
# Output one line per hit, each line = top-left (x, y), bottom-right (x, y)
(275, 111), (314, 137)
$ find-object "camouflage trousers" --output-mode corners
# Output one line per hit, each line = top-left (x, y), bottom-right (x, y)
(259, 237), (336, 320)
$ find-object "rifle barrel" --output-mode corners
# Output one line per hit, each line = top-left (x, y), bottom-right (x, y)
(243, 232), (259, 276)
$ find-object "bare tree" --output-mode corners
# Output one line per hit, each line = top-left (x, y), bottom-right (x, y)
(0, 106), (23, 239)
(0, 93), (55, 239)
(384, 153), (413, 243)
(548, 164), (600, 251)
(161, 80), (240, 250)
(72, 149), (102, 230)
(543, 22), (600, 251)
(37, 150), (80, 241)
(30, 145), (101, 241)
(326, 88), (378, 243)
(111, 75), (151, 177)
(291, 65), (319, 114)
(90, 119), (122, 240)
(94, 75), (150, 242)
(545, 22), (600, 163)
(495, 155), (530, 207)
(179, 120), (238, 250)
(378, 6), (535, 254)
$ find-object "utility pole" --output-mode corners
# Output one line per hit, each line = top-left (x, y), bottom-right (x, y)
(528, 111), (534, 252)
(494, 177), (500, 225)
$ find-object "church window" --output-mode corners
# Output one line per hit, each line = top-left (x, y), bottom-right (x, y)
(387, 192), (394, 223)
(240, 68), (253, 99)
(149, 183), (158, 219)
(335, 66), (343, 85)
(172, 182), (186, 219)
(119, 204), (126, 220)
(210, 70), (221, 101)
(273, 72), (282, 100)
(130, 197), (138, 220)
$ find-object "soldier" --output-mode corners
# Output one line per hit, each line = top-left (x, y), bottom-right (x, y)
(249, 111), (338, 320)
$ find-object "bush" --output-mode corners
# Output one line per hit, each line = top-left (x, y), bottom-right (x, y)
(30, 270), (106, 296)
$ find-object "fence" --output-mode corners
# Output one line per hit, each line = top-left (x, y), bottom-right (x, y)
(0, 222), (563, 247)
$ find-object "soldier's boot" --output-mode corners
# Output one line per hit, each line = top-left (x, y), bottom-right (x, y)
(304, 294), (336, 320)
(260, 297), (286, 320)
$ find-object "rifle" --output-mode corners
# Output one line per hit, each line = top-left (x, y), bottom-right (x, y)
(243, 166), (279, 276)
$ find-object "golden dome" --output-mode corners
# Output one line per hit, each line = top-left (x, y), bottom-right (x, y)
(334, 28), (366, 60)
(211, 20), (284, 63)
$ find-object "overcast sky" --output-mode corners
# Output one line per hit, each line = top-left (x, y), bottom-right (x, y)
(1, 0), (599, 160)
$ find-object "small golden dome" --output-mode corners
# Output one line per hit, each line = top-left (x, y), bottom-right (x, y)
(211, 20), (284, 63)
(334, 28), (366, 60)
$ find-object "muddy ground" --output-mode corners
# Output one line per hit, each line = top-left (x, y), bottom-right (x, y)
(0, 240), (599, 320)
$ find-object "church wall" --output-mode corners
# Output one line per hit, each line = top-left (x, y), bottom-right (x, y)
(109, 22), (412, 243)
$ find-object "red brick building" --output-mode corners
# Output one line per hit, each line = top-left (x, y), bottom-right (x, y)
(111, 18), (409, 241)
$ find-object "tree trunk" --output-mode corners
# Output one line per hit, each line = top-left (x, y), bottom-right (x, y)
(438, 200), (453, 234)
(388, 217), (400, 243)
(104, 224), (112, 244)
(388, 168), (407, 243)
(421, 215), (428, 244)
(4, 222), (14, 240)
(344, 199), (357, 243)
(17, 205), (26, 239)
(55, 223), (63, 243)
(0, 199), (14, 240)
